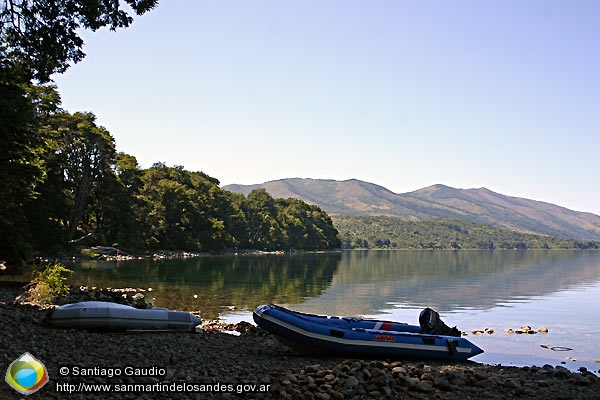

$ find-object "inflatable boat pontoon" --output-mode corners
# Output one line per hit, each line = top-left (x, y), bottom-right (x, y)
(253, 304), (483, 361)
(45, 301), (201, 331)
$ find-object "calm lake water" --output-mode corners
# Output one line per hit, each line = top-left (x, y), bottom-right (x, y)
(60, 250), (600, 374)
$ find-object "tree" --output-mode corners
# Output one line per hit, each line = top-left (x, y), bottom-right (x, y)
(0, 80), (60, 269)
(1, 0), (159, 82)
(245, 189), (285, 251)
(1, 0), (159, 271)
(22, 110), (119, 252)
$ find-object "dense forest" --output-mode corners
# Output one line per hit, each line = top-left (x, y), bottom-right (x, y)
(333, 215), (600, 250)
(1, 1), (341, 273)
(0, 86), (341, 272)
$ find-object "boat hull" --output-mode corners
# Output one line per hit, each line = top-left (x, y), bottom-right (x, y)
(253, 304), (483, 361)
(46, 301), (201, 331)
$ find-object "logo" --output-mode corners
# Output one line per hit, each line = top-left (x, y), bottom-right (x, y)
(373, 335), (396, 342)
(5, 352), (49, 395)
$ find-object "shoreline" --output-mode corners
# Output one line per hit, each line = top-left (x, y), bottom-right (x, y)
(29, 247), (600, 266)
(1, 285), (599, 399)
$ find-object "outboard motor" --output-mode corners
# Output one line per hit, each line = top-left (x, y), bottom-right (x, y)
(419, 308), (461, 337)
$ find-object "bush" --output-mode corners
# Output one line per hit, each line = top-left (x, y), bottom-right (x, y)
(27, 263), (72, 305)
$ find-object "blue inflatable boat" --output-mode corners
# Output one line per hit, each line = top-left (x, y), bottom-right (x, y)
(253, 304), (483, 361)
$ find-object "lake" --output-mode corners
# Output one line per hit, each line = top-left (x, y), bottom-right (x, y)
(60, 250), (600, 374)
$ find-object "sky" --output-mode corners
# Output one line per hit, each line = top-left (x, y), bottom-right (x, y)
(52, 1), (600, 215)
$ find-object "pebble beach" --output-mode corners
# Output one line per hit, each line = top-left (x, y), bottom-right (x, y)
(1, 282), (599, 399)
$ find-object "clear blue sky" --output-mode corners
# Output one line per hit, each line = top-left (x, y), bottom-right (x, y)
(53, 1), (600, 215)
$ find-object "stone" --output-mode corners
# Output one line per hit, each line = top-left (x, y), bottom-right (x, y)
(315, 393), (331, 400)
(343, 376), (360, 389)
(433, 377), (454, 391)
(473, 369), (487, 381)
(332, 392), (344, 400)
(505, 379), (522, 390)
(392, 366), (407, 375)
(403, 376), (420, 388)
(474, 378), (494, 388)
(416, 381), (435, 393)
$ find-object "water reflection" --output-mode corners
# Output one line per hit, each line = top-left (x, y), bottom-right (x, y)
(292, 250), (600, 316)
(66, 253), (341, 318)
(63, 250), (600, 320)
(61, 250), (600, 372)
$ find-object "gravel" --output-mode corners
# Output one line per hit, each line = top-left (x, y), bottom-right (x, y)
(1, 283), (599, 399)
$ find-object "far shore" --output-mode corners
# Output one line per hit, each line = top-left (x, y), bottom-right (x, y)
(22, 246), (598, 268)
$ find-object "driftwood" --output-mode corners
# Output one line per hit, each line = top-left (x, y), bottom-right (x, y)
(68, 232), (93, 243)
(90, 246), (128, 256)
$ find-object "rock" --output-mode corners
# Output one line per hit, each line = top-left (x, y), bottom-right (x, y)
(403, 376), (420, 388)
(472, 329), (484, 335)
(433, 377), (454, 391)
(343, 376), (360, 389)
(505, 328), (514, 334)
(416, 381), (434, 393)
(474, 378), (495, 388)
(332, 392), (344, 400)
(473, 369), (487, 381)
(505, 379), (522, 390)
(286, 372), (298, 384)
(315, 393), (331, 400)
(484, 327), (494, 334)
(392, 366), (407, 375)
(537, 326), (549, 333)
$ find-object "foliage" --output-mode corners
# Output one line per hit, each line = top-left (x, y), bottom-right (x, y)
(0, 92), (340, 271)
(0, 0), (158, 272)
(333, 215), (600, 250)
(1, 0), (159, 82)
(27, 263), (72, 305)
(0, 79), (59, 269)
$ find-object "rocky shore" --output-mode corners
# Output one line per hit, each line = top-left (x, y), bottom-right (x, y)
(1, 283), (599, 399)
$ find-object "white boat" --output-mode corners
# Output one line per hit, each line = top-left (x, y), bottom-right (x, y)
(45, 301), (201, 331)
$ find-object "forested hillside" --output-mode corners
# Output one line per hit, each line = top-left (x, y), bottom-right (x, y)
(224, 179), (600, 241)
(332, 215), (599, 250)
(0, 87), (340, 273)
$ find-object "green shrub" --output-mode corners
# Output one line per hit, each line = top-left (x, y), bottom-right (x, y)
(28, 263), (73, 305)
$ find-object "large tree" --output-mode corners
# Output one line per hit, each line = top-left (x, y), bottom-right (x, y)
(1, 0), (158, 82)
(1, 0), (158, 271)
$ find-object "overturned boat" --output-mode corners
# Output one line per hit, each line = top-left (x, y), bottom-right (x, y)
(253, 304), (483, 361)
(45, 301), (201, 332)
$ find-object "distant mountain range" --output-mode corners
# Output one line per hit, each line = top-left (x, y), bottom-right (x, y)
(223, 178), (600, 241)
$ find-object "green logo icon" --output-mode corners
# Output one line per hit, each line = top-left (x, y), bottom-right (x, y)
(5, 352), (49, 395)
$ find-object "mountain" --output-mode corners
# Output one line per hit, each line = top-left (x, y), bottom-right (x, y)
(223, 179), (600, 241)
